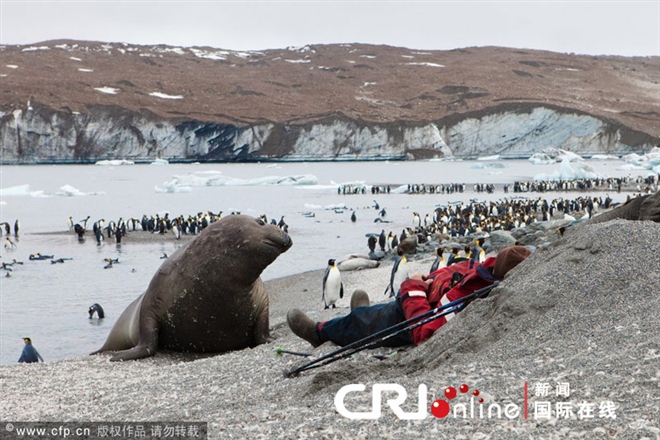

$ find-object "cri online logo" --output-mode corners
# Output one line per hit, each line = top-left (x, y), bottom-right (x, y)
(431, 383), (482, 418)
(335, 382), (521, 420)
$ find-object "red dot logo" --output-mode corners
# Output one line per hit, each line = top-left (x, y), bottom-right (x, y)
(434, 383), (481, 419)
(431, 399), (451, 418)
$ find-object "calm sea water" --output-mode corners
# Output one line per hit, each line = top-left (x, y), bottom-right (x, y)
(0, 159), (651, 364)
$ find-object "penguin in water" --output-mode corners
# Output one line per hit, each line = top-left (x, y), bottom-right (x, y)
(73, 223), (85, 241)
(322, 259), (344, 309)
(384, 250), (409, 298)
(95, 227), (104, 246)
(18, 337), (44, 363)
(88, 303), (105, 319)
(429, 246), (446, 273)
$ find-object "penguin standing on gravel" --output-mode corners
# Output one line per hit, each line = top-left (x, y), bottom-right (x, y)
(429, 246), (446, 273)
(384, 250), (409, 298)
(322, 259), (344, 309)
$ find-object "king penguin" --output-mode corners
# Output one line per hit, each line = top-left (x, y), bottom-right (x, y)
(474, 237), (487, 263)
(384, 250), (409, 297)
(322, 259), (344, 309)
(412, 212), (421, 228)
(429, 246), (446, 273)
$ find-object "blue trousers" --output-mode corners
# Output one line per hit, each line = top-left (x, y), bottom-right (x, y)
(318, 301), (413, 347)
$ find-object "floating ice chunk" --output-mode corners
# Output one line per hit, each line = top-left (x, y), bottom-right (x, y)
(543, 148), (583, 161)
(0, 184), (32, 196)
(469, 162), (507, 169)
(304, 203), (348, 210)
(477, 154), (501, 161)
(534, 158), (603, 181)
(617, 163), (648, 171)
(95, 159), (135, 166)
(54, 185), (106, 196)
(57, 185), (86, 196)
(150, 158), (169, 165)
(0, 184), (51, 198)
(166, 173), (317, 187)
(155, 180), (192, 193)
(528, 153), (556, 165)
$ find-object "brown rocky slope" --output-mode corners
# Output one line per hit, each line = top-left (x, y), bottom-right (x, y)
(1, 41), (658, 162)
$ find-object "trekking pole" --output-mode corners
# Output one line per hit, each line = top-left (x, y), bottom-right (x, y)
(275, 346), (313, 358)
(285, 281), (499, 377)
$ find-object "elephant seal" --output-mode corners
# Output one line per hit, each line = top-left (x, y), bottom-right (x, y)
(91, 214), (292, 361)
(337, 254), (380, 271)
(586, 191), (660, 225)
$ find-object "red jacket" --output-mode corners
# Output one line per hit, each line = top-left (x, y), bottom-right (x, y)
(399, 257), (497, 345)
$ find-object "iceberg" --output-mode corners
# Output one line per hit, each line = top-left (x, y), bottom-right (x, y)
(166, 173), (318, 187)
(469, 162), (507, 169)
(617, 163), (648, 171)
(150, 158), (169, 165)
(304, 203), (348, 211)
(95, 159), (135, 166)
(0, 184), (32, 197)
(55, 184), (106, 196)
(0, 184), (50, 198)
(528, 153), (556, 165)
(543, 148), (583, 162)
(155, 180), (193, 193)
(476, 154), (501, 161)
(533, 158), (603, 181)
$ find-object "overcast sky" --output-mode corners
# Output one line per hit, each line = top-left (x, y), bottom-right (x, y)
(1, 1), (658, 57)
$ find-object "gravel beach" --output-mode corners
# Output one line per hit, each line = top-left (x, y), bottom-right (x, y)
(2, 219), (659, 439)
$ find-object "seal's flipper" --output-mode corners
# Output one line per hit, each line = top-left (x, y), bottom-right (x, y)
(110, 345), (155, 361)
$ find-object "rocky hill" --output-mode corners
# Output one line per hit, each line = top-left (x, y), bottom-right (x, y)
(1, 41), (658, 164)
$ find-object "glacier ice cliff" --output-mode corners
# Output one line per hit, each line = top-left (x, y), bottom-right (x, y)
(0, 103), (656, 164)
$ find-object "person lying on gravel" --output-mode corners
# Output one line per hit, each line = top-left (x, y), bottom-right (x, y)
(287, 245), (532, 348)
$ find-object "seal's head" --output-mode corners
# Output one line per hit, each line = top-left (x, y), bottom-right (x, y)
(197, 214), (292, 282)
